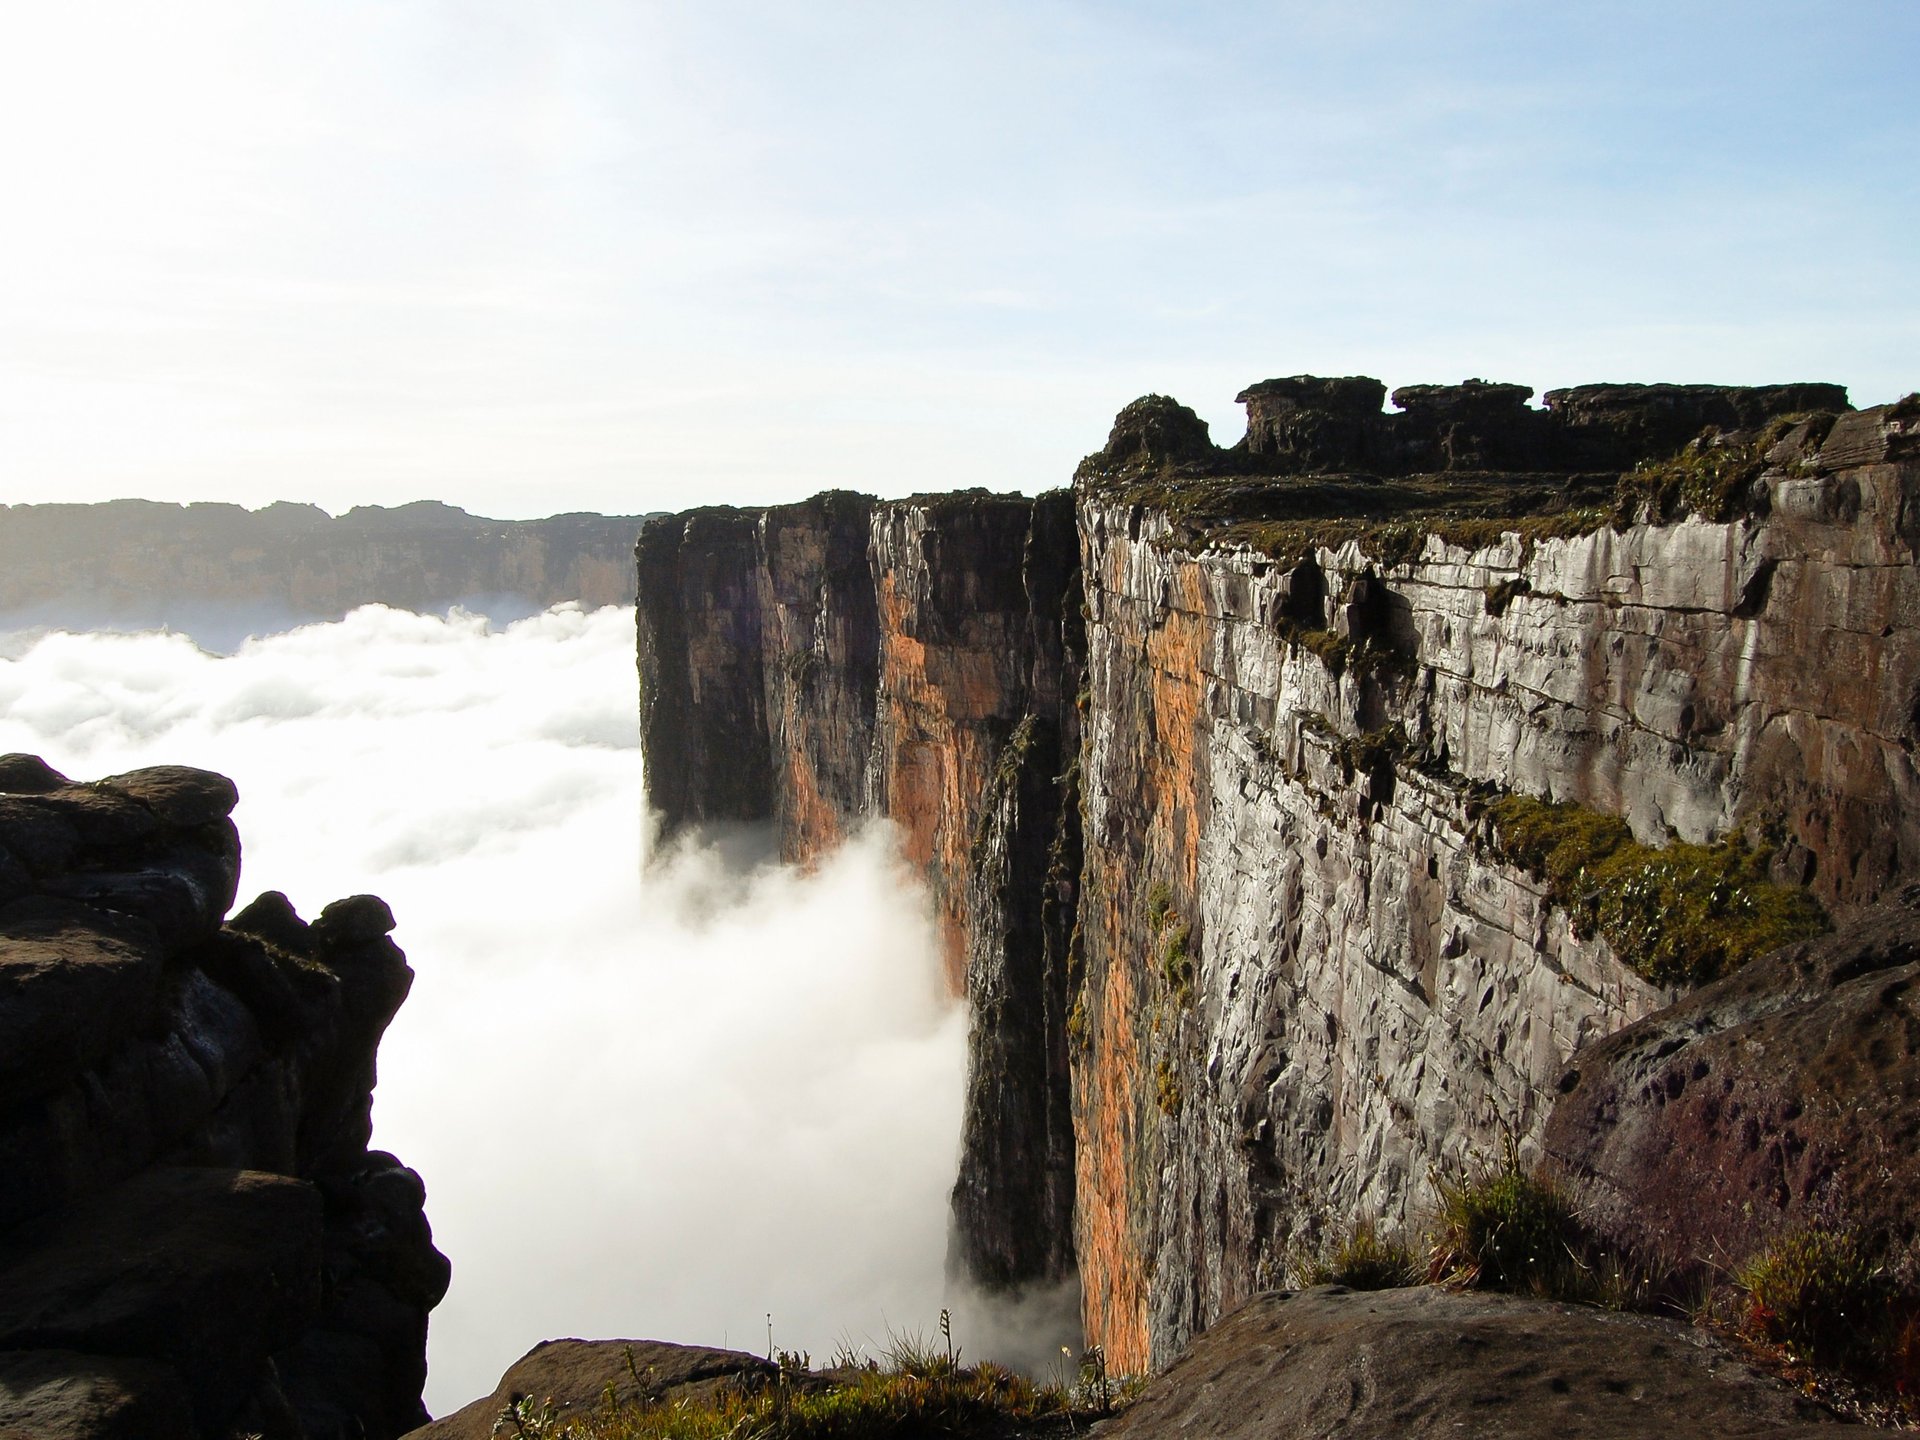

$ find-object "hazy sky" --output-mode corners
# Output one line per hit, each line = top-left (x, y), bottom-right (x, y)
(2, 1), (1914, 518)
(0, 606), (968, 1414)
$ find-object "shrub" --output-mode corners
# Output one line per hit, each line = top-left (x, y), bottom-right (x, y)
(1738, 1228), (1897, 1372)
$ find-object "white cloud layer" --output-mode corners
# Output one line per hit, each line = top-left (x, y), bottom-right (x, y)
(0, 605), (967, 1416)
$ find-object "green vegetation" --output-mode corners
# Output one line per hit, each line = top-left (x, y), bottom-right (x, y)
(493, 1335), (1128, 1440)
(1143, 880), (1173, 928)
(1428, 1142), (1580, 1296)
(1297, 1217), (1420, 1291)
(1159, 923), (1194, 1005)
(1736, 1229), (1900, 1374)
(1154, 1058), (1183, 1117)
(1478, 793), (1828, 987)
(1614, 413), (1836, 525)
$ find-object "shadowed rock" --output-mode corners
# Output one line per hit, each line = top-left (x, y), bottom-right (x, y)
(1542, 888), (1920, 1282)
(1095, 1286), (1872, 1438)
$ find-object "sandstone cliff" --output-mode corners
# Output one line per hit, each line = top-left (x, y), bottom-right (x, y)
(635, 377), (1920, 1374)
(0, 754), (445, 1439)
(0, 499), (648, 634)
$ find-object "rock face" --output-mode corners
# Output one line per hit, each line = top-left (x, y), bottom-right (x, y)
(637, 490), (1083, 1300)
(1094, 1285), (1872, 1438)
(1541, 886), (1920, 1282)
(635, 377), (1920, 1374)
(0, 755), (446, 1440)
(405, 1339), (773, 1440)
(0, 499), (647, 632)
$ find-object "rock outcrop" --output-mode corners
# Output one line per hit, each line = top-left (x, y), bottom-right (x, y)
(405, 1339), (773, 1440)
(635, 376), (1920, 1377)
(0, 499), (649, 634)
(0, 754), (446, 1439)
(1542, 886), (1920, 1284)
(1094, 1285), (1873, 1438)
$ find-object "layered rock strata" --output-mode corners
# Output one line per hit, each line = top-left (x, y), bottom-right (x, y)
(0, 499), (647, 632)
(0, 754), (446, 1440)
(636, 377), (1920, 1374)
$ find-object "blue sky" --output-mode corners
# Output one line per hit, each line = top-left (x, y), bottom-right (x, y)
(2, 0), (1913, 517)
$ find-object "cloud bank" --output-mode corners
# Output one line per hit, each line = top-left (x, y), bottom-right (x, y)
(0, 604), (967, 1415)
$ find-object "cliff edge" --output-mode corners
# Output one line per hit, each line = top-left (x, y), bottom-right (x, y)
(634, 375), (1920, 1377)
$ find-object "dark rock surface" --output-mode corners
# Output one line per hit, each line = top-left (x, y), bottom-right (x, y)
(1079, 372), (1852, 480)
(0, 755), (446, 1439)
(404, 1339), (774, 1440)
(1542, 887), (1920, 1281)
(0, 1349), (196, 1440)
(1094, 1286), (1870, 1439)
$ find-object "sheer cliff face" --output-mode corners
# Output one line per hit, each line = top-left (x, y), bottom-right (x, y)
(635, 491), (1083, 1292)
(635, 380), (1920, 1374)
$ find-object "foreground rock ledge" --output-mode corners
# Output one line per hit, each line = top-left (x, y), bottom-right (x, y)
(1094, 1285), (1872, 1439)
(405, 1340), (774, 1440)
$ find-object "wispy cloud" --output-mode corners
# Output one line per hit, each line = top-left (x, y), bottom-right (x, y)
(0, 605), (967, 1415)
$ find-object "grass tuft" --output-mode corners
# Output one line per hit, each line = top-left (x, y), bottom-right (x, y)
(1297, 1217), (1420, 1291)
(1428, 1141), (1580, 1296)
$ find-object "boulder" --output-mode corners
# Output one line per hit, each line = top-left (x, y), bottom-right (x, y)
(1094, 1285), (1871, 1438)
(404, 1339), (775, 1440)
(0, 1349), (195, 1440)
(0, 1167), (323, 1433)
(1541, 888), (1920, 1279)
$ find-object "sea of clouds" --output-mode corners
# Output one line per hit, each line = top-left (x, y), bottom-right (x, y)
(0, 604), (968, 1415)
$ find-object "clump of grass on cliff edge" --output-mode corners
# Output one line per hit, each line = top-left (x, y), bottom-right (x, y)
(1477, 793), (1828, 987)
(493, 1335), (1127, 1440)
(1297, 1217), (1421, 1291)
(1427, 1138), (1583, 1297)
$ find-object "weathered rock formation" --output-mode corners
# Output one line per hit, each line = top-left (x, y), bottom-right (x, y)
(0, 499), (648, 635)
(0, 754), (446, 1439)
(1095, 1285), (1873, 1438)
(635, 377), (1920, 1375)
(1542, 886), (1920, 1283)
(406, 1339), (773, 1440)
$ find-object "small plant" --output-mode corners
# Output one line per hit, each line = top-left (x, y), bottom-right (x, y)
(1154, 1058), (1183, 1116)
(1160, 922), (1194, 1003)
(1428, 1138), (1579, 1295)
(1299, 1216), (1419, 1291)
(1738, 1228), (1896, 1372)
(1143, 880), (1173, 927)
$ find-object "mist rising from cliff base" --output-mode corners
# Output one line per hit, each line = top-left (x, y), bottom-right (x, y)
(0, 605), (972, 1415)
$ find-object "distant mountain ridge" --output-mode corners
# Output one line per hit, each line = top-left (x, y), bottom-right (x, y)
(0, 499), (657, 639)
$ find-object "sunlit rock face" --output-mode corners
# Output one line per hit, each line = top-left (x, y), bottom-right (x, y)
(0, 754), (446, 1440)
(0, 499), (646, 631)
(636, 379), (1920, 1374)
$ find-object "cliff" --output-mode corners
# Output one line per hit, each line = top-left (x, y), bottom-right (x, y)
(0, 754), (445, 1439)
(0, 499), (649, 633)
(634, 377), (1920, 1374)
